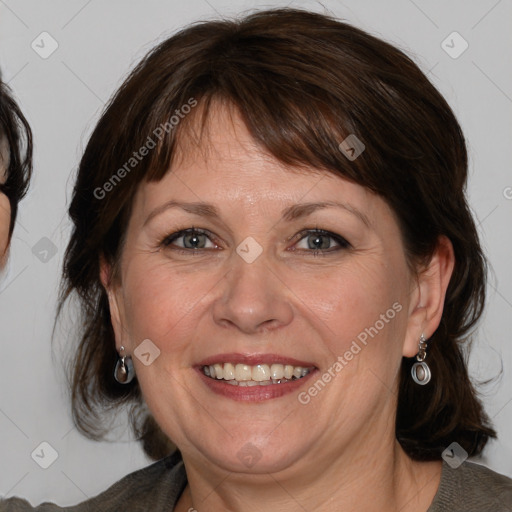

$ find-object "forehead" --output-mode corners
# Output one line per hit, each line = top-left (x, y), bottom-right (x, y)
(172, 101), (297, 177)
(133, 102), (391, 228)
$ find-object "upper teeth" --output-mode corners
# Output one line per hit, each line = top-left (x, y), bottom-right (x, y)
(203, 363), (311, 383)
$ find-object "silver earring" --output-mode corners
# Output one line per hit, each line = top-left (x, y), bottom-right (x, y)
(411, 334), (431, 385)
(114, 346), (135, 384)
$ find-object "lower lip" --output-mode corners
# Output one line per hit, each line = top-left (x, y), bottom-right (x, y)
(196, 368), (317, 402)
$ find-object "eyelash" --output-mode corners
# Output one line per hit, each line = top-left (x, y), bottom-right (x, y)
(159, 228), (351, 255)
(160, 227), (218, 252)
(290, 228), (351, 256)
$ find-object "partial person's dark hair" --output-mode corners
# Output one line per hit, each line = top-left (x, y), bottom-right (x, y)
(59, 8), (495, 461)
(0, 78), (33, 237)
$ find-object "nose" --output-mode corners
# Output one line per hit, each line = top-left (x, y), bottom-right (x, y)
(212, 253), (294, 335)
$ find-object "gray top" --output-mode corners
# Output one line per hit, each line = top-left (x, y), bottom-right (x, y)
(1, 452), (511, 511)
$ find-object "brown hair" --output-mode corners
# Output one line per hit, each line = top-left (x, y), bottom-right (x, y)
(0, 80), (33, 237)
(60, 8), (495, 461)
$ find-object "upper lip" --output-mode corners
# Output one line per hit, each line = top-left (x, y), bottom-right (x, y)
(197, 353), (317, 368)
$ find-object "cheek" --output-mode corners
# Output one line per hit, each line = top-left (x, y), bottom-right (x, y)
(120, 257), (221, 346)
(294, 260), (402, 335)
(286, 258), (408, 389)
(119, 248), (409, 377)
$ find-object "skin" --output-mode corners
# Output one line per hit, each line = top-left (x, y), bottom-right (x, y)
(0, 135), (11, 266)
(102, 103), (455, 512)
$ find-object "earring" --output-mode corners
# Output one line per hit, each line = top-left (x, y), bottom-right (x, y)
(114, 346), (135, 384)
(411, 334), (431, 385)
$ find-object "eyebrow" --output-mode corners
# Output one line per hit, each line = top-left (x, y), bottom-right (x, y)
(281, 201), (370, 227)
(144, 200), (370, 228)
(144, 200), (220, 227)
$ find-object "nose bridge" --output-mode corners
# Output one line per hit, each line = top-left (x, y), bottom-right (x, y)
(230, 252), (273, 302)
(212, 247), (293, 333)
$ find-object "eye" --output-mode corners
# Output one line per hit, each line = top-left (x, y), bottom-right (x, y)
(293, 229), (350, 253)
(161, 228), (218, 250)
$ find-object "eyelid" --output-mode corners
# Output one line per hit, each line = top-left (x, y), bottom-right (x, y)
(161, 227), (220, 249)
(159, 227), (350, 254)
(290, 228), (351, 251)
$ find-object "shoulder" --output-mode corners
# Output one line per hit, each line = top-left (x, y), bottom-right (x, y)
(429, 460), (512, 512)
(0, 451), (186, 512)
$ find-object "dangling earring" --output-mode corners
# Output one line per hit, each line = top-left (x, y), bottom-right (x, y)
(411, 334), (431, 385)
(114, 346), (135, 384)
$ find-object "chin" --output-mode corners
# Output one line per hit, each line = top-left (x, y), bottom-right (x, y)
(183, 428), (312, 475)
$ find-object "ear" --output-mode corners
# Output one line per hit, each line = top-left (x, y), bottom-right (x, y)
(99, 255), (128, 352)
(403, 235), (455, 357)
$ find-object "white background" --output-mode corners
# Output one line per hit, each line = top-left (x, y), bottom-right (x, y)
(0, 0), (511, 506)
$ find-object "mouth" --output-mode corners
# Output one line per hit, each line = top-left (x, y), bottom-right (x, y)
(196, 354), (318, 401)
(202, 362), (314, 386)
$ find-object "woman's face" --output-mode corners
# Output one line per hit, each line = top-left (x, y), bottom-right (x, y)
(106, 104), (428, 475)
(0, 137), (11, 263)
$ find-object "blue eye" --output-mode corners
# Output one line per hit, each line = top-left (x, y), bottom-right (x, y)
(160, 228), (349, 255)
(162, 228), (216, 250)
(294, 229), (350, 253)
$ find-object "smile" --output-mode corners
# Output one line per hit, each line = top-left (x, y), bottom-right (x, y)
(202, 363), (313, 386)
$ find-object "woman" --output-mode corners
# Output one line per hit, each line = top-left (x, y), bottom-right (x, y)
(2, 8), (511, 511)
(0, 79), (32, 267)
